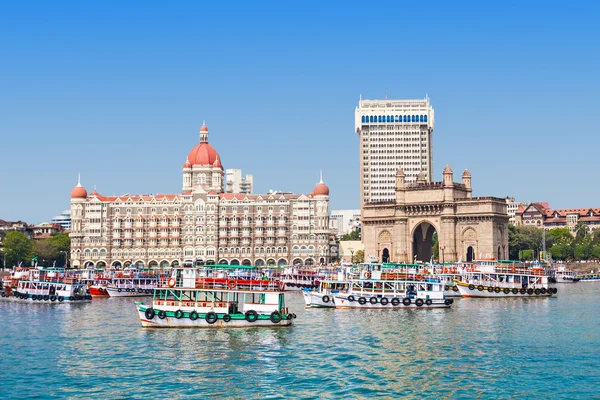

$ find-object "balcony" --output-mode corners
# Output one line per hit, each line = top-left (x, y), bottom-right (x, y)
(160, 222), (168, 228)
(172, 221), (180, 228)
(149, 232), (157, 238)
(135, 222), (144, 229)
(124, 223), (133, 229)
(124, 233), (132, 239)
(149, 222), (157, 228)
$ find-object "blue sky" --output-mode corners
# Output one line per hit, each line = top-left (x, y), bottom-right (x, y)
(1, 1), (599, 224)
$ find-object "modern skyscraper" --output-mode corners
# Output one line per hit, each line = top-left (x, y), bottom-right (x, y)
(225, 169), (253, 194)
(355, 96), (435, 204)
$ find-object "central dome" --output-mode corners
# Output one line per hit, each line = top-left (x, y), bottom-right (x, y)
(185, 124), (223, 168)
(187, 142), (220, 167)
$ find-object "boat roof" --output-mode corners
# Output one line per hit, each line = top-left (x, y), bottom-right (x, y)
(155, 286), (284, 294)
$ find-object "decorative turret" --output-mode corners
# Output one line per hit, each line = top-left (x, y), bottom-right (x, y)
(462, 169), (472, 198)
(395, 168), (406, 203)
(443, 164), (453, 187)
(200, 122), (209, 143)
(416, 171), (427, 185)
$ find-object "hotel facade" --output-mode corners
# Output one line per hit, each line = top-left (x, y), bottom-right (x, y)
(69, 125), (330, 268)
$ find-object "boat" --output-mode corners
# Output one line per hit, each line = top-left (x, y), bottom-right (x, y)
(332, 267), (453, 309)
(105, 270), (165, 297)
(454, 259), (557, 298)
(302, 270), (352, 308)
(553, 266), (580, 283)
(280, 267), (324, 290)
(135, 267), (296, 328)
(578, 273), (600, 282)
(1, 268), (91, 303)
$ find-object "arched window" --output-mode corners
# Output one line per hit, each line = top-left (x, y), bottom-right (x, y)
(424, 115), (428, 122)
(361, 116), (365, 123)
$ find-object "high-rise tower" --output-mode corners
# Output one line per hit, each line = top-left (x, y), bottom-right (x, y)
(355, 96), (434, 204)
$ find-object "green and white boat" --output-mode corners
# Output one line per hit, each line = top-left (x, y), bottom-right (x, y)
(135, 267), (296, 328)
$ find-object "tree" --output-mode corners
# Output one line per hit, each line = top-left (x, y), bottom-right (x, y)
(341, 229), (360, 241)
(574, 243), (592, 260)
(549, 244), (571, 261)
(574, 222), (589, 242)
(49, 233), (70, 266)
(549, 228), (573, 246)
(432, 232), (439, 261)
(354, 250), (364, 263)
(3, 231), (33, 266)
(34, 239), (58, 265)
(520, 249), (534, 261)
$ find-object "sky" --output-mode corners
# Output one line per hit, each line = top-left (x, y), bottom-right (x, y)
(1, 1), (599, 224)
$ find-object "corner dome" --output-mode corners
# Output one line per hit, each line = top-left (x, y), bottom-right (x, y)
(71, 185), (87, 199)
(313, 182), (329, 196)
(200, 124), (208, 132)
(462, 169), (471, 177)
(183, 159), (192, 169)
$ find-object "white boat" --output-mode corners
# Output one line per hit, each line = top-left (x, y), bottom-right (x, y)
(280, 267), (324, 290)
(553, 267), (580, 283)
(332, 268), (453, 309)
(1, 269), (91, 304)
(135, 267), (296, 328)
(105, 276), (160, 297)
(302, 273), (351, 308)
(455, 260), (556, 298)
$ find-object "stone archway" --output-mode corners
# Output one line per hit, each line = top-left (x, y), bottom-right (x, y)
(467, 246), (474, 262)
(412, 222), (437, 263)
(382, 248), (390, 263)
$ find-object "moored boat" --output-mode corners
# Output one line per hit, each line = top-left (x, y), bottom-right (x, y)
(455, 260), (557, 298)
(1, 268), (91, 304)
(135, 267), (296, 328)
(332, 266), (453, 309)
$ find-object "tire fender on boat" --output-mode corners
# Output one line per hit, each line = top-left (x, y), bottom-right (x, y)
(245, 310), (258, 323)
(270, 311), (282, 324)
(402, 297), (411, 306)
(391, 297), (400, 306)
(145, 308), (156, 320)
(415, 299), (424, 307)
(358, 297), (367, 305)
(322, 295), (330, 303)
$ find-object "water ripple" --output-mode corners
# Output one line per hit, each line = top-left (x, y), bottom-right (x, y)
(0, 286), (599, 398)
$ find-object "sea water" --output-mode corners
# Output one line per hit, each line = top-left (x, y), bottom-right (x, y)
(1, 284), (598, 399)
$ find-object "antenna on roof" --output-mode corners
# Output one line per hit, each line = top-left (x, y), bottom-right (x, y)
(385, 91), (388, 100)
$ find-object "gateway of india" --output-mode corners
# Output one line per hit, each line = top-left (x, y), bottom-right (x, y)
(357, 97), (509, 263)
(361, 167), (509, 263)
(69, 124), (331, 268)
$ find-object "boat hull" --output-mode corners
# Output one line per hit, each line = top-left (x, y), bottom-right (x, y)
(333, 295), (451, 309)
(106, 286), (153, 297)
(136, 306), (293, 328)
(456, 282), (555, 298)
(89, 286), (110, 297)
(302, 290), (336, 308)
(0, 294), (91, 304)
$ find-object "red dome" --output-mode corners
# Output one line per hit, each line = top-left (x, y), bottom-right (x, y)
(71, 185), (87, 199)
(183, 159), (192, 168)
(212, 155), (223, 169)
(200, 124), (208, 132)
(187, 142), (220, 166)
(313, 182), (329, 196)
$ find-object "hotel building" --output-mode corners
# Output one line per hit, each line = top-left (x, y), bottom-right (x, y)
(69, 124), (330, 268)
(355, 96), (435, 205)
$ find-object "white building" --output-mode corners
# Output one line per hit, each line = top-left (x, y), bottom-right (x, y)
(355, 96), (435, 204)
(226, 169), (253, 194)
(330, 209), (361, 237)
(51, 210), (71, 230)
(69, 124), (330, 268)
(505, 197), (526, 225)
